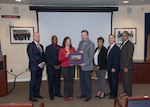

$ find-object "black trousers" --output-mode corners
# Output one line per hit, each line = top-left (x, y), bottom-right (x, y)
(47, 69), (61, 98)
(61, 66), (74, 98)
(108, 69), (119, 97)
(29, 69), (42, 98)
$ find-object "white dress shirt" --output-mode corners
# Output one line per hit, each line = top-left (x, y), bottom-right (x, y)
(107, 43), (115, 56)
(94, 48), (100, 65)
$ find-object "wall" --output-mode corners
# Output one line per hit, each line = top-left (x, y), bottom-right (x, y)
(0, 4), (150, 82)
(113, 5), (150, 60)
(0, 4), (47, 82)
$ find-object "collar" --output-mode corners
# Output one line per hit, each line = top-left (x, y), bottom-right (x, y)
(110, 43), (115, 48)
(34, 41), (39, 45)
(82, 39), (89, 43)
(52, 43), (57, 46)
(124, 39), (129, 44)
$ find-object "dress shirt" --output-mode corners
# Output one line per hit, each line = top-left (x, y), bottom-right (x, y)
(34, 41), (42, 53)
(94, 48), (100, 65)
(81, 39), (89, 50)
(107, 43), (115, 56)
(120, 39), (129, 49)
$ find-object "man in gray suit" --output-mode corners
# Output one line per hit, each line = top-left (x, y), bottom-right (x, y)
(77, 30), (95, 102)
(120, 31), (134, 99)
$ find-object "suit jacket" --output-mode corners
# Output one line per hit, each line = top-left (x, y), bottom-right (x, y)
(77, 40), (95, 71)
(120, 40), (134, 69)
(107, 44), (120, 71)
(93, 46), (107, 70)
(27, 41), (45, 71)
(45, 44), (61, 72)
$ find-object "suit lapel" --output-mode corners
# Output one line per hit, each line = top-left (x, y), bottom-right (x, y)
(33, 41), (42, 55)
(109, 44), (116, 54)
(121, 40), (129, 50)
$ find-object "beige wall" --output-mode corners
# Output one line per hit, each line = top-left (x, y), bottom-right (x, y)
(113, 5), (150, 60)
(0, 4), (47, 82)
(0, 4), (149, 81)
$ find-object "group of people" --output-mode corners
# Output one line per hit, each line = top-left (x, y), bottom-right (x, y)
(27, 30), (134, 102)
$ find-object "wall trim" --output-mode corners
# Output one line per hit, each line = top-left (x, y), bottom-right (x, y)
(8, 77), (47, 83)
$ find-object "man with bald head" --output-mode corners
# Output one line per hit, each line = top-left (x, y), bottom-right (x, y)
(27, 32), (45, 102)
(45, 35), (62, 100)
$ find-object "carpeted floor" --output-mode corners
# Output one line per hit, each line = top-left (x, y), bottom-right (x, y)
(0, 80), (150, 107)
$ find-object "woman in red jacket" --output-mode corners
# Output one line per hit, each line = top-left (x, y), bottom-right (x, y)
(58, 36), (76, 101)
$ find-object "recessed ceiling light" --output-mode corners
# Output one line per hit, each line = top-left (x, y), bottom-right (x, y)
(123, 0), (129, 4)
(15, 0), (21, 2)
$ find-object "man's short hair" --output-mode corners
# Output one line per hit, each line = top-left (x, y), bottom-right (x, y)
(81, 30), (89, 35)
(109, 34), (116, 38)
(122, 31), (130, 36)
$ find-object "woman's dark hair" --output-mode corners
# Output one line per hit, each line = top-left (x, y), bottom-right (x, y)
(81, 30), (89, 35)
(97, 37), (104, 43)
(62, 36), (72, 48)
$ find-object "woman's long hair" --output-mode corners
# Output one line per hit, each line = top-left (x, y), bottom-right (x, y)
(62, 36), (72, 48)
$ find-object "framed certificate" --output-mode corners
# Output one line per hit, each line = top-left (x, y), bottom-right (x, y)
(69, 53), (83, 65)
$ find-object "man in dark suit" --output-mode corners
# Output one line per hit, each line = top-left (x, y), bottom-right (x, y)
(77, 30), (95, 102)
(27, 32), (45, 102)
(107, 35), (120, 99)
(45, 35), (62, 100)
(120, 31), (134, 99)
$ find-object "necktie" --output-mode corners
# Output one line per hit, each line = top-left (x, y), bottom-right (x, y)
(37, 43), (42, 53)
(120, 42), (124, 49)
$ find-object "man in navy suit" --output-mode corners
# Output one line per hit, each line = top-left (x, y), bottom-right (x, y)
(107, 35), (120, 99)
(27, 32), (45, 102)
(45, 35), (63, 100)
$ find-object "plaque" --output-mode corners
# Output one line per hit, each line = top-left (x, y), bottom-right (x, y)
(69, 53), (83, 65)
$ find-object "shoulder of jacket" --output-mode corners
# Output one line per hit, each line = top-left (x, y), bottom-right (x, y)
(28, 42), (34, 46)
(102, 46), (107, 50)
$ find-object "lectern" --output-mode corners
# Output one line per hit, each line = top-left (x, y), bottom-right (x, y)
(0, 55), (8, 96)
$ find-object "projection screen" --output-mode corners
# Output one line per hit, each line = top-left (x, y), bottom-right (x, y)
(38, 12), (112, 49)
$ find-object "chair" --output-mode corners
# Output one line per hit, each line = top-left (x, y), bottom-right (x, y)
(114, 98), (123, 107)
(0, 103), (33, 107)
(39, 102), (44, 107)
(125, 96), (150, 107)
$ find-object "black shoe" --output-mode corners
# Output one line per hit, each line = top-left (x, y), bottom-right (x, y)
(36, 95), (44, 99)
(55, 94), (63, 97)
(50, 97), (54, 100)
(106, 93), (111, 97)
(29, 98), (38, 102)
(77, 95), (85, 99)
(85, 97), (91, 102)
(109, 96), (116, 99)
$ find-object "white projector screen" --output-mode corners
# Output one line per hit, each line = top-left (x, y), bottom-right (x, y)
(38, 12), (112, 50)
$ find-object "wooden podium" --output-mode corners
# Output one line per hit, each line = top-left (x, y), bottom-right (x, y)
(0, 55), (8, 96)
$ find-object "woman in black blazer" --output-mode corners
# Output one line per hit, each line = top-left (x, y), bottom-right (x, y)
(94, 37), (107, 99)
